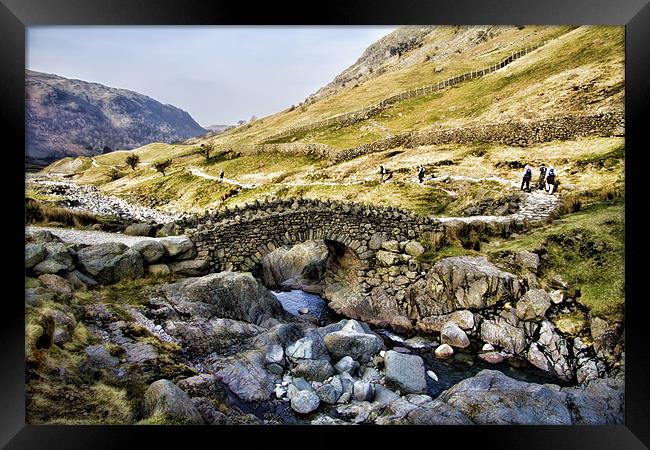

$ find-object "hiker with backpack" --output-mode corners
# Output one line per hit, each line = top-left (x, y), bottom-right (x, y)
(537, 164), (547, 190)
(521, 165), (533, 192)
(220, 169), (225, 180)
(546, 167), (557, 194)
(417, 165), (425, 183)
(379, 165), (385, 182)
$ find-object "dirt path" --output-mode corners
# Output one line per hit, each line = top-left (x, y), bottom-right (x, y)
(188, 166), (256, 189)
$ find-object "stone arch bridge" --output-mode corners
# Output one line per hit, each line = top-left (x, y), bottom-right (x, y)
(179, 197), (545, 300)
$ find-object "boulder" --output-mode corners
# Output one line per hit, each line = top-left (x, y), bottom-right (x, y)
(411, 256), (522, 317)
(434, 344), (454, 359)
(79, 344), (120, 377)
(323, 320), (384, 363)
(514, 251), (540, 273)
(260, 240), (328, 290)
(76, 242), (144, 285)
(142, 379), (204, 424)
(440, 322), (470, 348)
(291, 389), (320, 414)
(159, 236), (196, 260)
(157, 222), (178, 237)
(124, 223), (153, 237)
(168, 259), (210, 277)
(384, 350), (427, 394)
(275, 323), (304, 346)
(148, 264), (171, 276)
(132, 240), (165, 263)
(65, 270), (98, 289)
(404, 241), (425, 257)
(33, 242), (75, 274)
(293, 359), (335, 382)
(516, 289), (551, 321)
(25, 243), (46, 268)
(436, 370), (572, 424)
(164, 272), (290, 327)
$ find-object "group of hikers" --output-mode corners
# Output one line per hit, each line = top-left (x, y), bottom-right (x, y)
(379, 164), (431, 183)
(521, 163), (557, 194)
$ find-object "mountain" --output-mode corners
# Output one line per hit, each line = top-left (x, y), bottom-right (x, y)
(26, 70), (207, 162)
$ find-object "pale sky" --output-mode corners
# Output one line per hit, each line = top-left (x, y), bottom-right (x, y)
(27, 26), (398, 127)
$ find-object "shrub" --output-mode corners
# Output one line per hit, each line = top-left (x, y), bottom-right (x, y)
(107, 168), (123, 181)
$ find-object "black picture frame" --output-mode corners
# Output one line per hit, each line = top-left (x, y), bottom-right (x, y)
(2, 0), (649, 448)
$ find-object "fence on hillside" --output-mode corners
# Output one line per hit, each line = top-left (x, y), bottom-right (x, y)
(265, 38), (555, 143)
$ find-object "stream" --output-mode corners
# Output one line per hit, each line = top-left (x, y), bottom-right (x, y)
(273, 289), (570, 402)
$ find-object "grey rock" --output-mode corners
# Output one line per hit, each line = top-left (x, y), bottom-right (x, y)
(158, 222), (178, 237)
(323, 320), (384, 363)
(373, 384), (401, 404)
(76, 242), (144, 285)
(293, 359), (335, 382)
(480, 317), (526, 354)
(164, 272), (290, 327)
(143, 379), (204, 424)
(212, 349), (278, 402)
(291, 389), (320, 414)
(268, 363), (284, 376)
(159, 236), (196, 260)
(515, 251), (540, 273)
(286, 335), (330, 362)
(437, 369), (571, 424)
(25, 243), (46, 268)
(404, 240), (425, 257)
(33, 242), (75, 274)
(353, 381), (375, 401)
(275, 323), (304, 347)
(79, 344), (119, 377)
(384, 350), (427, 394)
(516, 288), (551, 321)
(440, 322), (470, 348)
(265, 344), (284, 365)
(316, 383), (341, 404)
(334, 356), (360, 375)
(124, 223), (153, 237)
(168, 259), (210, 277)
(148, 264), (171, 276)
(132, 240), (165, 263)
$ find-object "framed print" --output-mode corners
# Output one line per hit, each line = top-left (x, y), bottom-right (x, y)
(2, 0), (649, 448)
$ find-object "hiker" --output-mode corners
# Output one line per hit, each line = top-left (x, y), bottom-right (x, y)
(521, 164), (533, 192)
(417, 165), (425, 183)
(219, 169), (224, 180)
(537, 163), (547, 190)
(546, 167), (556, 194)
(379, 165), (385, 182)
(383, 167), (393, 183)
